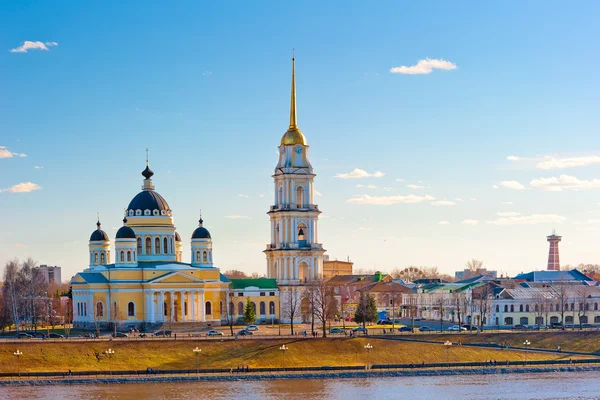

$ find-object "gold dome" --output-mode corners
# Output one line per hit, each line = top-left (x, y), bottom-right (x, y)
(281, 127), (306, 145)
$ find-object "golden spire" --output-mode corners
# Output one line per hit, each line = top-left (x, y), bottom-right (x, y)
(281, 50), (307, 146)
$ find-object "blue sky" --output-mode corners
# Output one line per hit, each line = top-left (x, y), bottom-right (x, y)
(2, 1), (600, 281)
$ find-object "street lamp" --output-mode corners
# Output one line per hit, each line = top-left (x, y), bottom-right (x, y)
(193, 347), (201, 378)
(279, 345), (288, 371)
(14, 350), (23, 377)
(104, 348), (115, 375)
(444, 340), (452, 366)
(364, 343), (373, 369)
(523, 340), (531, 364)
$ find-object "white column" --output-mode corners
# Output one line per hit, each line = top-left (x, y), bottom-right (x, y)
(159, 291), (165, 322)
(181, 291), (186, 322)
(191, 291), (196, 322)
(170, 291), (175, 322)
(149, 291), (155, 323)
(200, 291), (206, 322)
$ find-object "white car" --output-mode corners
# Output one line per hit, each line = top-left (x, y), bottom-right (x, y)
(447, 325), (467, 332)
(245, 325), (259, 331)
(206, 330), (224, 336)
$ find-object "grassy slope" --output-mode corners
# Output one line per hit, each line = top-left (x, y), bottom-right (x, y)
(418, 331), (600, 354)
(0, 337), (584, 373)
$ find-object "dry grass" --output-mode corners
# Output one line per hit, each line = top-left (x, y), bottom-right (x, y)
(0, 337), (585, 373)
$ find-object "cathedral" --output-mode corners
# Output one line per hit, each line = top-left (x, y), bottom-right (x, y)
(72, 56), (325, 329)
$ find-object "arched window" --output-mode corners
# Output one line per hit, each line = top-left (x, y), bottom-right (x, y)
(120, 251), (124, 263)
(525, 304), (529, 312)
(259, 301), (266, 315)
(252, 302), (257, 314)
(269, 301), (275, 315)
(170, 238), (174, 255)
(145, 237), (151, 254)
(504, 305), (508, 312)
(155, 237), (160, 254)
(519, 304), (523, 312)
(595, 303), (598, 311)
(534, 304), (539, 312)
(164, 302), (167, 316)
(238, 302), (244, 315)
(84, 303), (87, 316)
(296, 186), (304, 207)
(127, 251), (131, 262)
(94, 253), (98, 264)
(203, 251), (208, 263)
(510, 305), (514, 312)
(163, 237), (168, 254)
(137, 237), (142, 253)
(504, 317), (513, 325)
(77, 303), (81, 316)
(550, 304), (554, 312)
(205, 301), (212, 315)
(133, 252), (136, 261)
(128, 302), (135, 317)
(100, 253), (105, 264)
(219, 301), (223, 314)
(196, 250), (201, 263)
(278, 186), (283, 205)
(96, 302), (104, 317)
(229, 302), (234, 316)
(570, 303), (574, 311)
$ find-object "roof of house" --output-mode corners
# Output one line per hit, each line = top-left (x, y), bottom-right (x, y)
(327, 274), (391, 286)
(455, 275), (496, 284)
(358, 281), (411, 293)
(513, 269), (592, 282)
(229, 278), (278, 290)
(74, 273), (109, 284)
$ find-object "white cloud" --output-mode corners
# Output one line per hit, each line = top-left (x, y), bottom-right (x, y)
(383, 187), (393, 192)
(367, 184), (377, 189)
(238, 194), (249, 198)
(347, 194), (435, 206)
(224, 215), (251, 220)
(530, 175), (600, 192)
(502, 201), (514, 205)
(496, 212), (521, 217)
(507, 156), (521, 161)
(390, 58), (457, 75)
(438, 221), (450, 225)
(34, 165), (43, 169)
(407, 184), (424, 189)
(462, 219), (479, 225)
(395, 178), (405, 182)
(493, 185), (500, 189)
(355, 184), (365, 188)
(0, 146), (27, 158)
(487, 214), (566, 226)
(455, 198), (464, 202)
(259, 193), (265, 198)
(202, 71), (212, 77)
(430, 200), (456, 207)
(335, 168), (385, 179)
(470, 198), (477, 201)
(536, 156), (600, 170)
(499, 180), (526, 190)
(10, 41), (58, 53)
(1, 182), (41, 193)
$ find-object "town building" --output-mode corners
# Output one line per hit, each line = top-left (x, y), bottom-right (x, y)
(71, 160), (230, 330)
(323, 256), (353, 278)
(547, 231), (561, 271)
(455, 268), (497, 281)
(37, 265), (62, 285)
(228, 278), (279, 323)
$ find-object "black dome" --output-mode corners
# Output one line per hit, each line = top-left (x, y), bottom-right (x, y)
(127, 190), (170, 212)
(175, 232), (182, 242)
(116, 226), (136, 239)
(90, 229), (109, 241)
(192, 226), (211, 239)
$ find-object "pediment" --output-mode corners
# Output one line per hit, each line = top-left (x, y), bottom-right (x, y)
(150, 271), (204, 284)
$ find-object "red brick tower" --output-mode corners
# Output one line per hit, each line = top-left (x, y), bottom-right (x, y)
(547, 231), (561, 271)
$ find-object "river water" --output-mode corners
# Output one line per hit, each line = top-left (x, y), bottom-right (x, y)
(1, 372), (598, 399)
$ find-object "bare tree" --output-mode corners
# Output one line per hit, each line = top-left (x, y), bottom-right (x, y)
(282, 286), (301, 335)
(452, 290), (466, 327)
(465, 259), (484, 273)
(436, 296), (446, 332)
(474, 284), (492, 330)
(354, 268), (376, 275)
(223, 270), (248, 279)
(221, 289), (239, 336)
(310, 278), (337, 337)
(554, 281), (569, 326)
(577, 285), (590, 330)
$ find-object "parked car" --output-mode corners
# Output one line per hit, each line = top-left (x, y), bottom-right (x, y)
(153, 330), (172, 336)
(550, 322), (564, 329)
(461, 324), (479, 332)
(329, 328), (345, 334)
(245, 325), (259, 331)
(377, 319), (392, 325)
(513, 324), (529, 331)
(351, 327), (368, 335)
(207, 330), (224, 336)
(581, 323), (593, 329)
(532, 324), (547, 330)
(48, 333), (65, 339)
(447, 325), (467, 332)
(16, 332), (33, 339)
(238, 329), (253, 336)
(398, 326), (413, 332)
(112, 332), (129, 338)
(419, 326), (436, 332)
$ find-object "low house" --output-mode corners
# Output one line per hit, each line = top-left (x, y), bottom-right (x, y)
(227, 278), (279, 323)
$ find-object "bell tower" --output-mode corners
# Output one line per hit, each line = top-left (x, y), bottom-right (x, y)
(264, 55), (326, 284)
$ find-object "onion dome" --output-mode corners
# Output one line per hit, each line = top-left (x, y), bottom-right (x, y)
(192, 218), (211, 239)
(127, 190), (170, 211)
(90, 220), (109, 241)
(116, 219), (136, 239)
(175, 232), (182, 242)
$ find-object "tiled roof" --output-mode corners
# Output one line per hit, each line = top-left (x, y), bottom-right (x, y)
(513, 270), (592, 282)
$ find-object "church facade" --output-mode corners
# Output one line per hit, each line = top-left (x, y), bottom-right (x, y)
(71, 162), (230, 330)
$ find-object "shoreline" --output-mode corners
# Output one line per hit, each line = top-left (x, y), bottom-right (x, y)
(1, 365), (599, 386)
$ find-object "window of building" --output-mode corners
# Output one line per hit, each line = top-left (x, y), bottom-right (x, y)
(520, 317), (528, 325)
(84, 303), (87, 316)
(205, 301), (212, 315)
(164, 302), (167, 316)
(595, 303), (598, 311)
(184, 302), (188, 316)
(238, 302), (244, 315)
(504, 317), (513, 325)
(595, 316), (600, 324)
(260, 292), (265, 297)
(137, 237), (142, 253)
(550, 304), (554, 312)
(229, 302), (234, 316)
(565, 315), (574, 324)
(270, 292), (275, 296)
(170, 238), (174, 255)
(269, 301), (275, 315)
(196, 250), (200, 263)
(296, 186), (304, 207)
(504, 305), (508, 312)
(525, 304), (529, 312)
(579, 303), (584, 311)
(570, 303), (574, 311)
(77, 303), (81, 316)
(145, 237), (151, 255)
(534, 304), (539, 312)
(260, 302), (266, 315)
(128, 302), (135, 317)
(238, 292), (244, 297)
(251, 302), (257, 314)
(127, 251), (131, 262)
(510, 305), (514, 312)
(203, 251), (208, 263)
(580, 316), (588, 324)
(519, 304), (523, 312)
(96, 302), (103, 317)
(120, 251), (124, 263)
(94, 253), (98, 264)
(163, 237), (168, 254)
(495, 305), (499, 312)
(155, 237), (160, 254)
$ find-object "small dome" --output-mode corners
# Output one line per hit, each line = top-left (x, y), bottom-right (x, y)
(192, 226), (211, 239)
(90, 221), (109, 241)
(175, 232), (182, 242)
(142, 166), (154, 180)
(116, 225), (136, 239)
(127, 190), (170, 212)
(281, 127), (306, 146)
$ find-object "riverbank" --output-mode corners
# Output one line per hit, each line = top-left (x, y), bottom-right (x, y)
(0, 337), (584, 373)
(1, 365), (599, 386)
